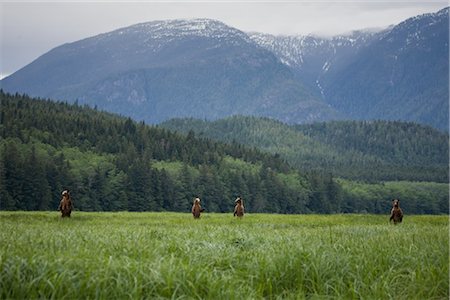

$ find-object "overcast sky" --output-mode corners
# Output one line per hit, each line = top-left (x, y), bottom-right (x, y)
(0, 0), (448, 78)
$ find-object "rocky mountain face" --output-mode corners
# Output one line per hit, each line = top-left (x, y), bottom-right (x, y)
(248, 30), (382, 98)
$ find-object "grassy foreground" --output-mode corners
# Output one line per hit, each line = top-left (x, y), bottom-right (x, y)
(0, 212), (448, 299)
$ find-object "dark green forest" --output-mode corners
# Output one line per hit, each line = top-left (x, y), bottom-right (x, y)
(0, 91), (334, 213)
(0, 91), (448, 214)
(161, 116), (448, 182)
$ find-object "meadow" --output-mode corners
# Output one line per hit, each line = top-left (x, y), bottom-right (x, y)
(0, 212), (448, 299)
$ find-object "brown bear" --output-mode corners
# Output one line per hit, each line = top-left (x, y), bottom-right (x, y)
(58, 190), (73, 218)
(389, 199), (403, 225)
(233, 196), (244, 218)
(191, 197), (204, 219)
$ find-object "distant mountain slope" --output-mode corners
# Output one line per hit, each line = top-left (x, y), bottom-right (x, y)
(0, 19), (339, 124)
(249, 30), (381, 98)
(1, 9), (448, 130)
(251, 8), (449, 130)
(161, 116), (449, 182)
(323, 7), (449, 130)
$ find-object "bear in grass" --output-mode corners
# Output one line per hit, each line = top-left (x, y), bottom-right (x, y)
(192, 197), (205, 219)
(233, 196), (244, 218)
(389, 199), (403, 225)
(58, 190), (73, 218)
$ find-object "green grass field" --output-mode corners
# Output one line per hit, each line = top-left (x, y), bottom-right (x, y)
(0, 212), (448, 299)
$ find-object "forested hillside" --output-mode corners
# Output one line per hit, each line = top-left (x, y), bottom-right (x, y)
(161, 116), (448, 182)
(1, 92), (447, 214)
(295, 121), (448, 182)
(1, 91), (343, 214)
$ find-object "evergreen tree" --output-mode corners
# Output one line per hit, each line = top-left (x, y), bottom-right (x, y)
(1, 91), (447, 215)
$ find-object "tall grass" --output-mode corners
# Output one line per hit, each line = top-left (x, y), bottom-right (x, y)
(0, 212), (448, 299)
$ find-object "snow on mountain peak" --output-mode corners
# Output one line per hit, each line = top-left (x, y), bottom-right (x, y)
(78, 18), (254, 55)
(109, 18), (250, 42)
(248, 30), (379, 70)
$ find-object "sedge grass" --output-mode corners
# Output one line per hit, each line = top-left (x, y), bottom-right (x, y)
(0, 212), (448, 299)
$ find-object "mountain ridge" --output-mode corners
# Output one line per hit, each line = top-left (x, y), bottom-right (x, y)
(250, 7), (449, 130)
(322, 7), (449, 130)
(1, 18), (340, 124)
(1, 8), (448, 129)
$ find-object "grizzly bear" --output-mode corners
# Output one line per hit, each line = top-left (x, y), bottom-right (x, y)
(233, 197), (244, 217)
(58, 190), (73, 218)
(389, 199), (403, 225)
(192, 197), (204, 219)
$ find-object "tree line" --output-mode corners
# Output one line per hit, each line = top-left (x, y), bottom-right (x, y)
(0, 91), (340, 213)
(0, 91), (447, 214)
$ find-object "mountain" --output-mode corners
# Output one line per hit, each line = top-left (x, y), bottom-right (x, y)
(0, 19), (339, 124)
(1, 9), (448, 129)
(250, 8), (449, 130)
(323, 7), (449, 130)
(161, 116), (449, 182)
(248, 30), (382, 98)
